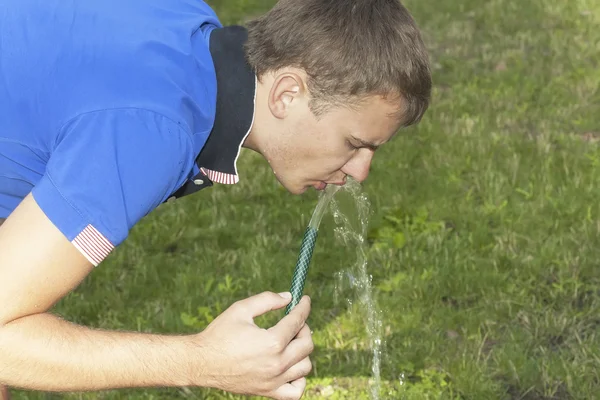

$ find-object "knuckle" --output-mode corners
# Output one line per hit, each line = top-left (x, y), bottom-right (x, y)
(263, 354), (285, 376)
(301, 323), (312, 337)
(295, 320), (305, 335)
(259, 379), (275, 393)
(262, 291), (279, 301)
(269, 335), (286, 352)
(269, 359), (286, 375)
(229, 299), (244, 312)
(304, 296), (312, 309)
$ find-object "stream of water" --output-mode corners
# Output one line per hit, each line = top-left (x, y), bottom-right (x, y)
(328, 179), (384, 400)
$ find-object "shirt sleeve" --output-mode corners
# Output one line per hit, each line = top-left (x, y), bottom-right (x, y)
(31, 109), (194, 266)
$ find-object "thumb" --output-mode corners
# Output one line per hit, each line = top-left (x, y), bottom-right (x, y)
(238, 291), (293, 319)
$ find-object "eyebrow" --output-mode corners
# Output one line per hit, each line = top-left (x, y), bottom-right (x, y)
(351, 136), (380, 151)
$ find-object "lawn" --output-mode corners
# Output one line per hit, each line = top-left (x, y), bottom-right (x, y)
(13, 0), (600, 399)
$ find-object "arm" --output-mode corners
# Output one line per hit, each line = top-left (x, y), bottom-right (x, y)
(0, 194), (197, 390)
(0, 111), (202, 390)
(0, 195), (314, 398)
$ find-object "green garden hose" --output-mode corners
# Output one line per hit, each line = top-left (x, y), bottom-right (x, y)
(285, 184), (340, 315)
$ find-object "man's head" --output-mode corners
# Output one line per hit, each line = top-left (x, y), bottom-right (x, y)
(242, 0), (432, 194)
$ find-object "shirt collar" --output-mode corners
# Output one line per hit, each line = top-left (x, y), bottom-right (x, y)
(169, 25), (256, 200)
(196, 25), (257, 184)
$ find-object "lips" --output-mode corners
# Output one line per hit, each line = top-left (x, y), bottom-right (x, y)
(314, 181), (327, 190)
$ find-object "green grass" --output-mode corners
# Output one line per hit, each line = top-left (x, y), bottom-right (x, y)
(13, 0), (600, 399)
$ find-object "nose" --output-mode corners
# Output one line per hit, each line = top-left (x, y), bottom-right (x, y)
(342, 149), (374, 183)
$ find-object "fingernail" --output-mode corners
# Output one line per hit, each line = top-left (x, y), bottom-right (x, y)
(278, 292), (292, 300)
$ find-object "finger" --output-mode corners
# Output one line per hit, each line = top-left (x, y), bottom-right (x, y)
(281, 325), (313, 368)
(281, 356), (313, 384)
(282, 336), (314, 370)
(234, 291), (292, 320)
(270, 377), (307, 400)
(294, 322), (311, 340)
(290, 376), (307, 389)
(269, 296), (311, 344)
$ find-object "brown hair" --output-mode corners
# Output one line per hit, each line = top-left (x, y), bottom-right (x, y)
(245, 0), (432, 127)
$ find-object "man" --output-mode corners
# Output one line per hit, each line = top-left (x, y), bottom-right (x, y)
(0, 0), (431, 399)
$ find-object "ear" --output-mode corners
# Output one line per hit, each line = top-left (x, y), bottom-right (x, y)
(267, 71), (306, 119)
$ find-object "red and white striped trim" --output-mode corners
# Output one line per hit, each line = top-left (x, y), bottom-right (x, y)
(200, 167), (239, 185)
(71, 224), (114, 267)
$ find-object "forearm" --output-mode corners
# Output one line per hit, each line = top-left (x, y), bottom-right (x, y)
(0, 313), (205, 391)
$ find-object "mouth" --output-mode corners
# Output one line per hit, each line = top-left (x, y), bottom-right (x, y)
(313, 181), (327, 191)
(312, 179), (348, 191)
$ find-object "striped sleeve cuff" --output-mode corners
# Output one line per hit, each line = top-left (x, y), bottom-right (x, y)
(71, 224), (115, 266)
(32, 175), (117, 267)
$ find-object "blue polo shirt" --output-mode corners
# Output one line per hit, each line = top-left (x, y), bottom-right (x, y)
(0, 0), (222, 265)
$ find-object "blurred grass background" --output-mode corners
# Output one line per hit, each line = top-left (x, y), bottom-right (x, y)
(13, 0), (600, 398)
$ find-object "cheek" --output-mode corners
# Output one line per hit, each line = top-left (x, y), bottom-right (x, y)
(292, 124), (351, 167)
(320, 145), (354, 171)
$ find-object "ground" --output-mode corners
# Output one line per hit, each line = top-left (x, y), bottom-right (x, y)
(13, 0), (600, 399)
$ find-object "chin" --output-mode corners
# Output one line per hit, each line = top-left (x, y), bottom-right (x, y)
(279, 180), (309, 195)
(288, 185), (308, 195)
(271, 173), (304, 195)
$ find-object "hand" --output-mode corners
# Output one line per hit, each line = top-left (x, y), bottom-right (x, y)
(194, 291), (314, 400)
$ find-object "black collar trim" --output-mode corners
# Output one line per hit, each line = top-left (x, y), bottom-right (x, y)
(197, 25), (256, 184)
(168, 25), (256, 200)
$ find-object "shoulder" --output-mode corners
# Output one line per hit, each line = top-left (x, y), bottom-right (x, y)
(33, 108), (197, 262)
(4, 0), (222, 135)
